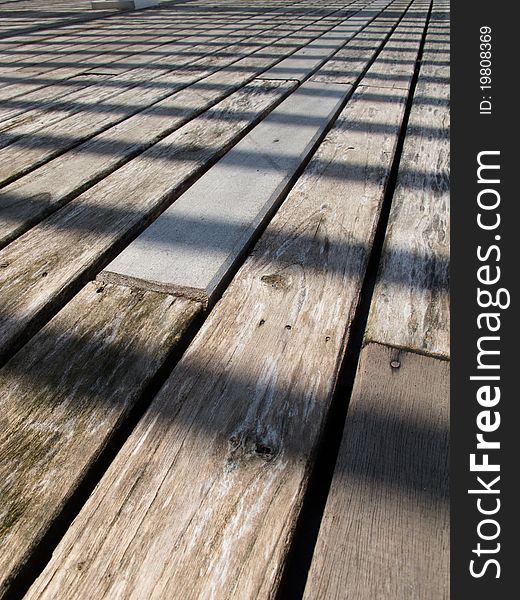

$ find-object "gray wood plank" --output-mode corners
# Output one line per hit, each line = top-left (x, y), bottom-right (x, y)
(0, 7), (313, 76)
(358, 3), (431, 88)
(0, 7), (349, 185)
(0, 15), (209, 68)
(0, 78), (296, 364)
(259, 0), (389, 81)
(310, 0), (417, 85)
(303, 344), (449, 600)
(0, 3), (347, 100)
(0, 282), (201, 598)
(0, 13), (339, 247)
(26, 58), (414, 600)
(0, 16), (297, 143)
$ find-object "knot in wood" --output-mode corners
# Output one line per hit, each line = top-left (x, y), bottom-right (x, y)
(260, 273), (289, 290)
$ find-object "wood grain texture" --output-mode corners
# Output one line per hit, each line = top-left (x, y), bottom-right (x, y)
(0, 15), (335, 247)
(0, 2), (348, 99)
(258, 2), (377, 82)
(304, 10), (450, 599)
(303, 344), (449, 600)
(365, 13), (450, 357)
(0, 282), (201, 598)
(0, 11), (258, 100)
(99, 78), (353, 303)
(26, 78), (412, 600)
(0, 78), (295, 364)
(359, 0), (430, 89)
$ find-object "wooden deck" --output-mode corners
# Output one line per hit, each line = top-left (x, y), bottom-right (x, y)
(0, 0), (449, 598)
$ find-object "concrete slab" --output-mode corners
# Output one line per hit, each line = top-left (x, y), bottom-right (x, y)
(100, 80), (352, 305)
(91, 0), (158, 10)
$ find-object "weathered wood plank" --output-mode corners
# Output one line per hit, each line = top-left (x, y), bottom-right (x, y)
(0, 2), (115, 39)
(0, 6), (313, 77)
(365, 12), (449, 357)
(303, 9), (450, 599)
(0, 14), (341, 247)
(303, 344), (449, 600)
(26, 62), (416, 600)
(0, 282), (201, 598)
(0, 1), (350, 76)
(0, 78), (296, 364)
(311, 0), (423, 85)
(0, 16), (299, 143)
(0, 5), (205, 65)
(259, 0), (389, 81)
(0, 14), (212, 68)
(358, 3), (431, 88)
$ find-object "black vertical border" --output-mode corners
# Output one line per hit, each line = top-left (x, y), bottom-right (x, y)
(452, 1), (516, 598)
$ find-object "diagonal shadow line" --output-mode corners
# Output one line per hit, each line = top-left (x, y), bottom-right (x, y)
(0, 294), (449, 505)
(0, 113), (449, 187)
(0, 0), (265, 39)
(0, 4), (369, 122)
(0, 21), (419, 163)
(0, 0), (334, 77)
(0, 4), (449, 594)
(0, 63), (429, 120)
(0, 1), (399, 101)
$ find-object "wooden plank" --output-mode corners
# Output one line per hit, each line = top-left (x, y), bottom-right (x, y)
(0, 6), (308, 76)
(259, 0), (388, 81)
(0, 3), (115, 39)
(363, 10), (449, 357)
(25, 51), (418, 600)
(303, 9), (450, 599)
(0, 5), (187, 61)
(310, 0), (415, 84)
(0, 14), (299, 139)
(303, 344), (449, 600)
(358, 5), (431, 88)
(0, 281), (201, 598)
(91, 0), (159, 10)
(0, 15), (211, 68)
(0, 2), (344, 80)
(0, 78), (296, 365)
(0, 13), (344, 247)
